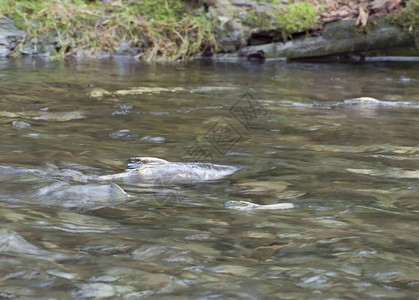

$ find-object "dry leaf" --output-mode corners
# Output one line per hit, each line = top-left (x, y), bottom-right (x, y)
(327, 0), (337, 11)
(387, 0), (403, 13)
(355, 2), (369, 27)
(371, 0), (403, 14)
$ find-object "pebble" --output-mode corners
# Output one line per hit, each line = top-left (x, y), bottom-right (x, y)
(73, 283), (116, 298)
(12, 120), (31, 128)
(140, 136), (165, 143)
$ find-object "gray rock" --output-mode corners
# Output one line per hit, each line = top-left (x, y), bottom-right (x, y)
(0, 229), (70, 260)
(73, 283), (117, 298)
(243, 17), (416, 59)
(0, 17), (26, 57)
(140, 136), (165, 143)
(21, 35), (59, 57)
(0, 45), (11, 57)
(206, 1), (252, 52)
(113, 41), (135, 56)
(12, 120), (31, 128)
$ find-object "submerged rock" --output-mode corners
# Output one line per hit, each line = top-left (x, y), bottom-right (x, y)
(347, 167), (419, 179)
(87, 86), (240, 99)
(0, 110), (85, 121)
(139, 136), (165, 143)
(235, 180), (289, 194)
(12, 120), (31, 128)
(73, 283), (117, 298)
(0, 230), (69, 260)
(0, 230), (43, 255)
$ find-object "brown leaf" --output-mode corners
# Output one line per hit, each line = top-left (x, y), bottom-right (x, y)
(387, 0), (403, 13)
(371, 0), (389, 11)
(371, 0), (403, 14)
(355, 2), (369, 28)
(327, 0), (337, 11)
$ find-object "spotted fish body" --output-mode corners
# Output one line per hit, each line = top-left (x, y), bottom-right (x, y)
(98, 157), (240, 184)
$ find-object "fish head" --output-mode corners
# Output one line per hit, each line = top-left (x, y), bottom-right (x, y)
(126, 157), (168, 172)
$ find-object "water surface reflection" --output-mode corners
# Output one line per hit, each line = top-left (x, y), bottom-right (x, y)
(0, 58), (418, 299)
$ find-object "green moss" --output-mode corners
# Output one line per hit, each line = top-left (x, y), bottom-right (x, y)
(131, 0), (186, 22)
(0, 0), (216, 62)
(391, 0), (419, 48)
(242, 1), (319, 41)
(243, 8), (272, 30)
(391, 0), (419, 31)
(274, 2), (319, 40)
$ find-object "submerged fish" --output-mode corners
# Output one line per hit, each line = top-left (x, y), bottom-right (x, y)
(338, 97), (419, 107)
(98, 157), (240, 185)
(225, 200), (294, 211)
(36, 181), (128, 209)
(37, 157), (239, 206)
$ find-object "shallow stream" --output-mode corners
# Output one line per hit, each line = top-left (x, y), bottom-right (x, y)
(0, 58), (418, 299)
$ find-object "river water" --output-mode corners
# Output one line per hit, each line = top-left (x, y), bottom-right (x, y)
(0, 58), (418, 299)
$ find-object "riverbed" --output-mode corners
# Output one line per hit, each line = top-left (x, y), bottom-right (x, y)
(0, 57), (418, 299)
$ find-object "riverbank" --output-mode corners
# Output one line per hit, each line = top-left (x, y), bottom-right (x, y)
(0, 0), (418, 62)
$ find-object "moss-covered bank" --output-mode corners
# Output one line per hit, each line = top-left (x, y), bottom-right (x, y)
(391, 0), (419, 49)
(0, 0), (216, 61)
(0, 0), (418, 61)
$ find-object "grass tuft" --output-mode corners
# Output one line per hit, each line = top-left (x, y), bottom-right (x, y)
(0, 0), (216, 62)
